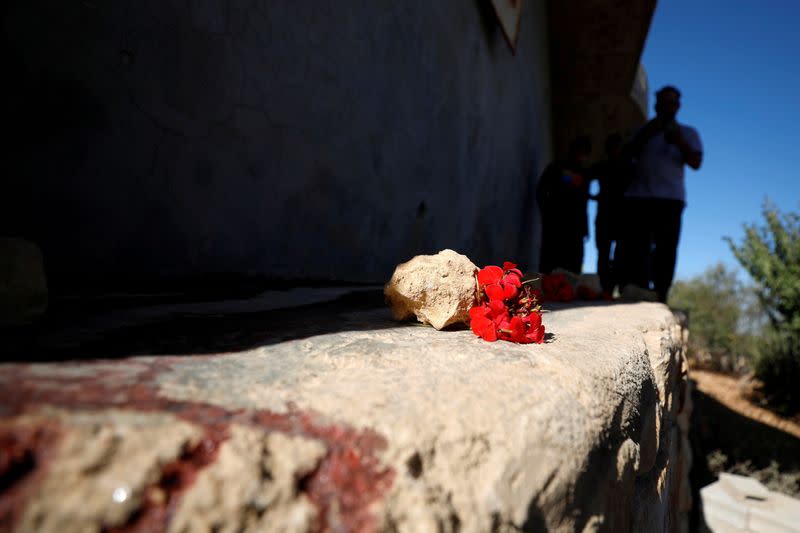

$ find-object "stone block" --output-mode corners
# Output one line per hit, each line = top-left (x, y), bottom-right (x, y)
(384, 249), (477, 330)
(719, 472), (770, 502)
(0, 300), (691, 532)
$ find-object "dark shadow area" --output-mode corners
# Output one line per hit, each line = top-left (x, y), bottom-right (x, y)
(688, 379), (800, 532)
(2, 287), (405, 362)
(519, 501), (548, 532)
(474, 0), (499, 53)
(568, 369), (659, 532)
(2, 286), (633, 362)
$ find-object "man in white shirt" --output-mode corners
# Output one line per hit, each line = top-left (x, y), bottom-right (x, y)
(619, 86), (703, 302)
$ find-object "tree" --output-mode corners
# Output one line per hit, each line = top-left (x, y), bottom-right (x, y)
(726, 202), (800, 413)
(668, 263), (758, 369)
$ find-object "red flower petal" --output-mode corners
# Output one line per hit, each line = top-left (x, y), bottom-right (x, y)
(508, 316), (529, 343)
(479, 320), (498, 342)
(485, 283), (505, 301)
(558, 284), (574, 302)
(496, 315), (511, 329)
(477, 266), (503, 285)
(502, 273), (522, 288)
(527, 325), (545, 344)
(577, 285), (598, 300)
(527, 311), (542, 329)
(471, 315), (491, 336)
(488, 299), (507, 317)
(502, 261), (517, 271)
(502, 282), (518, 300)
(469, 305), (490, 321)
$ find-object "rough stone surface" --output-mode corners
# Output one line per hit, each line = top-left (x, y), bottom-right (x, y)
(0, 238), (48, 326)
(384, 250), (477, 330)
(12, 409), (202, 532)
(0, 299), (690, 532)
(169, 429), (326, 533)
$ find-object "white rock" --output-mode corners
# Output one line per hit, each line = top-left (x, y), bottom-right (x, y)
(384, 249), (477, 330)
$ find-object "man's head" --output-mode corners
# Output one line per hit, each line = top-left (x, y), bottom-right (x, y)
(654, 86), (681, 121)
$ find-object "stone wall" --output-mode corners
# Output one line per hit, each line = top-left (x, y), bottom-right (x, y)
(2, 1), (552, 290)
(0, 300), (692, 532)
(547, 0), (655, 159)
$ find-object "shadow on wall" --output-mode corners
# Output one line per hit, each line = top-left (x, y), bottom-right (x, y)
(3, 0), (551, 290)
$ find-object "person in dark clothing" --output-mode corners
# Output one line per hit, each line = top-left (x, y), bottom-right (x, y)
(537, 136), (592, 274)
(618, 85), (703, 302)
(590, 133), (633, 294)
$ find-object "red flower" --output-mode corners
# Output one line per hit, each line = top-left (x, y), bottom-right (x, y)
(503, 272), (522, 287)
(485, 283), (506, 301)
(541, 273), (565, 299)
(576, 285), (599, 300)
(506, 316), (529, 343)
(478, 264), (523, 302)
(540, 273), (577, 302)
(469, 301), (510, 342)
(477, 266), (504, 286)
(503, 262), (523, 277)
(470, 261), (546, 344)
(470, 314), (497, 342)
(488, 300), (510, 327)
(524, 312), (546, 343)
(527, 324), (546, 344)
(469, 304), (494, 341)
(556, 283), (574, 302)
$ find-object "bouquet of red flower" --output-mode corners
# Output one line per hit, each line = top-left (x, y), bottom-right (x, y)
(469, 262), (545, 344)
(540, 272), (575, 302)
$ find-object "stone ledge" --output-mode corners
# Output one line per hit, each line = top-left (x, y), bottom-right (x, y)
(0, 300), (689, 532)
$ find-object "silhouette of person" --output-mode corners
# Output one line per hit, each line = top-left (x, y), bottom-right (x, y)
(619, 86), (703, 302)
(537, 136), (592, 274)
(590, 133), (633, 295)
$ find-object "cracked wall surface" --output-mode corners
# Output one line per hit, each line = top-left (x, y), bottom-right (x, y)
(3, 1), (552, 289)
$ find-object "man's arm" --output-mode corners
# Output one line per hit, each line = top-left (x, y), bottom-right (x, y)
(622, 118), (663, 159)
(675, 136), (702, 169)
(666, 127), (703, 169)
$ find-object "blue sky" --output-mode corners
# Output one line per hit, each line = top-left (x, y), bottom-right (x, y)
(584, 0), (800, 281)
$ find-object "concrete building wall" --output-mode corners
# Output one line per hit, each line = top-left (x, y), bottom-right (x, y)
(3, 1), (552, 289)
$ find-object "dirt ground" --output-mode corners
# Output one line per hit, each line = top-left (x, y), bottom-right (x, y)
(691, 369), (800, 440)
(688, 368), (800, 531)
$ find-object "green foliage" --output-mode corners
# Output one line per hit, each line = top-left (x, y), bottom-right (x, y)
(726, 202), (800, 413)
(668, 263), (758, 369)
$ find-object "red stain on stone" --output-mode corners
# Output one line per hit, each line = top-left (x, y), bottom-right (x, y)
(297, 415), (394, 533)
(0, 422), (61, 532)
(250, 408), (395, 532)
(105, 425), (229, 533)
(0, 359), (394, 533)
